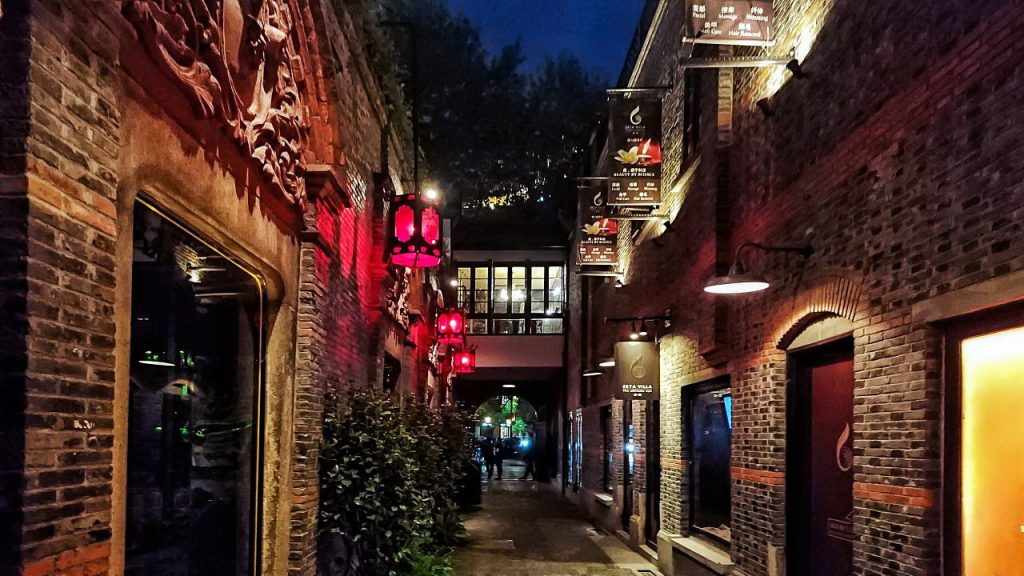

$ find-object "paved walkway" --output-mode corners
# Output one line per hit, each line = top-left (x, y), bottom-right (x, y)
(453, 461), (660, 576)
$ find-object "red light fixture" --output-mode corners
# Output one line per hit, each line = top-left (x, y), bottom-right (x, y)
(453, 346), (477, 374)
(390, 193), (442, 268)
(436, 308), (467, 345)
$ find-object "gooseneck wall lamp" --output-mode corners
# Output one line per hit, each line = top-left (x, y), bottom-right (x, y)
(704, 242), (813, 295)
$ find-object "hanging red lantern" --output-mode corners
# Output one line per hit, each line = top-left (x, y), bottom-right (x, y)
(452, 346), (477, 374)
(436, 308), (467, 345)
(390, 193), (442, 268)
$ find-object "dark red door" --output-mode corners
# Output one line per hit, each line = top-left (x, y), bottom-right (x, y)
(809, 358), (854, 575)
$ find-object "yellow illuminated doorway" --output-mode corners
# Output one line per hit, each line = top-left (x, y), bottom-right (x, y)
(961, 325), (1024, 575)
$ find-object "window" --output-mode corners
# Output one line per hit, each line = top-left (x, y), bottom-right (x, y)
(127, 202), (263, 576)
(601, 405), (614, 493)
(689, 381), (732, 543)
(455, 263), (566, 334)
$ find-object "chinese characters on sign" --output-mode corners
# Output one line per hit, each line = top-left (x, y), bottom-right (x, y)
(687, 0), (774, 46)
(609, 97), (663, 207)
(578, 186), (619, 266)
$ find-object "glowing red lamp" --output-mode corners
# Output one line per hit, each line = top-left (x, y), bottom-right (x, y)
(436, 308), (467, 345)
(452, 346), (477, 374)
(390, 193), (442, 268)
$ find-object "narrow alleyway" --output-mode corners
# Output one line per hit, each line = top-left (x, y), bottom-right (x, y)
(454, 461), (659, 576)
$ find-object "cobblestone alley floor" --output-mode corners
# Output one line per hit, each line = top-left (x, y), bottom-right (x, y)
(453, 461), (660, 576)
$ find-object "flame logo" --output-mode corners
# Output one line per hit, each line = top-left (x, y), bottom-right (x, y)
(593, 189), (604, 207)
(629, 105), (642, 126)
(630, 353), (647, 380)
(836, 423), (853, 472)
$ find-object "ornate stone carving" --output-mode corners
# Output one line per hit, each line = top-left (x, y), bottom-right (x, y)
(383, 269), (411, 330)
(123, 0), (310, 206)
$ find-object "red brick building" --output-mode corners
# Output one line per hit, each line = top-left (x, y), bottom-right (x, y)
(0, 1), (442, 575)
(567, 1), (1024, 575)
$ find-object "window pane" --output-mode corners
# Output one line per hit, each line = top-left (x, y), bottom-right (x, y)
(494, 319), (526, 335)
(511, 267), (526, 313)
(530, 292), (546, 313)
(530, 267), (546, 290)
(457, 268), (471, 308)
(532, 318), (563, 334)
(468, 319), (488, 334)
(690, 385), (733, 542)
(127, 203), (262, 576)
(493, 267), (509, 314)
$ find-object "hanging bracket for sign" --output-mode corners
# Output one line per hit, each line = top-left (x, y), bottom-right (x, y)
(576, 271), (622, 278)
(680, 56), (800, 70)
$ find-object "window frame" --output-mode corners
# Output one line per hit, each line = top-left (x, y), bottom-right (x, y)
(455, 261), (566, 335)
(685, 378), (733, 546)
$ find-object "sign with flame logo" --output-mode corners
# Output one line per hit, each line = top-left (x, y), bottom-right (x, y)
(614, 342), (660, 398)
(609, 97), (662, 207)
(578, 186), (619, 265)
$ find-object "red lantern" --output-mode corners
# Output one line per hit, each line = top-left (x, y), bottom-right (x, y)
(436, 308), (466, 345)
(452, 346), (476, 374)
(390, 193), (442, 268)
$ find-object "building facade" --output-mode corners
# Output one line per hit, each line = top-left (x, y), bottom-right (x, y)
(568, 1), (1024, 576)
(0, 1), (442, 575)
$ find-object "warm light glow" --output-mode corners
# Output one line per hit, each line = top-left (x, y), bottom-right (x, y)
(629, 332), (640, 341)
(502, 384), (516, 389)
(582, 369), (603, 377)
(961, 326), (1024, 574)
(424, 187), (440, 201)
(598, 359), (615, 368)
(484, 416), (492, 424)
(704, 277), (771, 294)
(449, 278), (459, 287)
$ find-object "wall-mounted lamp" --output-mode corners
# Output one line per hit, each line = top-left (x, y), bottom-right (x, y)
(638, 321), (649, 338)
(583, 369), (604, 378)
(598, 359), (616, 368)
(786, 59), (808, 79)
(704, 242), (812, 295)
(629, 321), (640, 341)
(614, 278), (625, 288)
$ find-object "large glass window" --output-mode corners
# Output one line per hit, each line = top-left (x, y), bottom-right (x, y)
(127, 202), (263, 576)
(455, 263), (566, 334)
(689, 382), (733, 544)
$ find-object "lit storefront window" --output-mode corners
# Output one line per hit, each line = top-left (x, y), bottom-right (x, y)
(126, 202), (263, 576)
(961, 326), (1024, 574)
(455, 263), (566, 334)
(689, 382), (733, 543)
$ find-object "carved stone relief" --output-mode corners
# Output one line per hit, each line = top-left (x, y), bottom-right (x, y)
(123, 0), (311, 206)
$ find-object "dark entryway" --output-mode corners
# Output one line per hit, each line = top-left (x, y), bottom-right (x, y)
(787, 338), (854, 576)
(645, 400), (660, 547)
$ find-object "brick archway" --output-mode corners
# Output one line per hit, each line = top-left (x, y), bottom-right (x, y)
(773, 270), (864, 350)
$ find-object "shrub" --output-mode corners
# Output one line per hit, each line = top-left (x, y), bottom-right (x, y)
(319, 389), (472, 575)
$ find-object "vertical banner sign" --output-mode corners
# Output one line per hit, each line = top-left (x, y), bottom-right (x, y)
(687, 0), (775, 46)
(609, 96), (662, 207)
(614, 342), (660, 399)
(578, 186), (619, 266)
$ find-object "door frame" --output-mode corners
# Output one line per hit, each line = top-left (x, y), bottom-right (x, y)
(645, 400), (661, 547)
(940, 302), (1024, 575)
(785, 336), (854, 576)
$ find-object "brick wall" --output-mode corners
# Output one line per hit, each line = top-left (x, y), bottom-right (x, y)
(576, 0), (1024, 575)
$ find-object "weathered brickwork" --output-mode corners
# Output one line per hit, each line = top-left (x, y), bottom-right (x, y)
(572, 1), (1024, 575)
(1, 0), (430, 575)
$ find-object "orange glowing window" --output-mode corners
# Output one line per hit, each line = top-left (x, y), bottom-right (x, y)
(961, 325), (1024, 575)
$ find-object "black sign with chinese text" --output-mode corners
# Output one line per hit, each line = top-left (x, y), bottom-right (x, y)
(614, 342), (660, 399)
(687, 0), (774, 46)
(578, 186), (619, 266)
(609, 97), (662, 207)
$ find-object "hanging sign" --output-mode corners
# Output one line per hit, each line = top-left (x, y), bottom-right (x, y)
(614, 342), (660, 399)
(578, 186), (619, 266)
(687, 0), (775, 46)
(608, 97), (662, 207)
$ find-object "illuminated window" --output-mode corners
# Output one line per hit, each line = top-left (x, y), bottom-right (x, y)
(455, 262), (566, 334)
(960, 325), (1024, 574)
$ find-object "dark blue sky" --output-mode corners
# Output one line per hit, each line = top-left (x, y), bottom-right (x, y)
(445, 0), (646, 83)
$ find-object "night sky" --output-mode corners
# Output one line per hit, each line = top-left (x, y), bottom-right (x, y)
(445, 0), (647, 83)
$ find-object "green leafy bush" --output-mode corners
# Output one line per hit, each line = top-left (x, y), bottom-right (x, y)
(319, 389), (472, 575)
